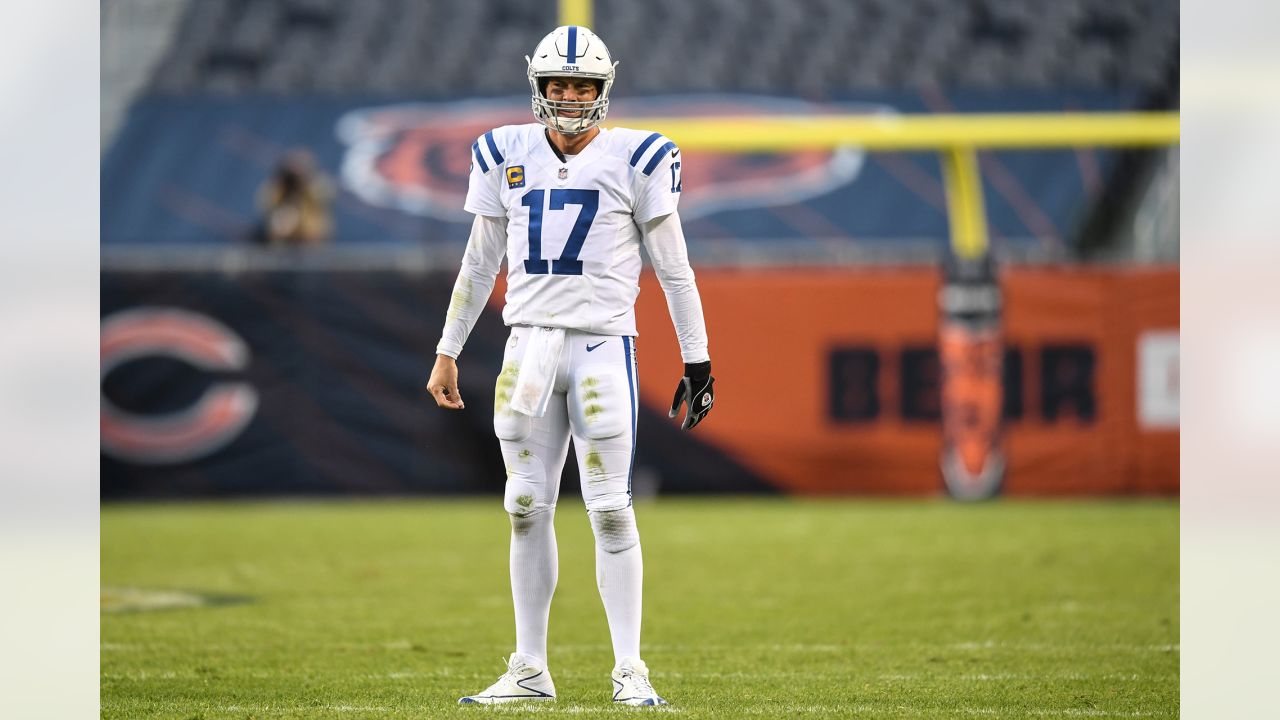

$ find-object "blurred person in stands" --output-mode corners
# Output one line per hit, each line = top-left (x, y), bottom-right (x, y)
(426, 25), (714, 708)
(254, 149), (333, 246)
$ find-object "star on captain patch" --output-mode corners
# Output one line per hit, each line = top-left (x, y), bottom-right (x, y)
(558, 167), (568, 180)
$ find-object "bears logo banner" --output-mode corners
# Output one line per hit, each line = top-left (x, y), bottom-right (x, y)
(101, 307), (258, 464)
(336, 95), (877, 222)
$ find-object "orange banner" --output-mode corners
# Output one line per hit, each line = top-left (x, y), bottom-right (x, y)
(633, 267), (1178, 496)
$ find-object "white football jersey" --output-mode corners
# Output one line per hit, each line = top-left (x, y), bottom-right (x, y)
(465, 124), (683, 336)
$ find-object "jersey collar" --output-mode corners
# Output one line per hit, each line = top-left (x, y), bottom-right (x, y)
(543, 130), (568, 163)
(542, 128), (606, 166)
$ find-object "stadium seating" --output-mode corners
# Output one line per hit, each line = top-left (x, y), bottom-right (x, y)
(143, 0), (1177, 98)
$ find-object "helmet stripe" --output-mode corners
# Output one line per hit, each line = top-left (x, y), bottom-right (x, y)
(483, 131), (504, 164)
(628, 133), (663, 167)
(567, 26), (578, 64)
(471, 141), (490, 173)
(642, 141), (678, 176)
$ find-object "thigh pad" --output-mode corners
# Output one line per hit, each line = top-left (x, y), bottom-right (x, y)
(493, 360), (532, 442)
(571, 364), (632, 440)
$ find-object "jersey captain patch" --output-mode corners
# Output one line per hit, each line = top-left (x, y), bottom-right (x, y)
(506, 165), (526, 189)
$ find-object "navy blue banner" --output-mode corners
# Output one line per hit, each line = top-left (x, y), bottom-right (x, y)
(103, 91), (1138, 253)
(101, 270), (771, 498)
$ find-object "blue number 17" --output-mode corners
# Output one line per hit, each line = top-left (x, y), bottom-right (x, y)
(521, 189), (600, 276)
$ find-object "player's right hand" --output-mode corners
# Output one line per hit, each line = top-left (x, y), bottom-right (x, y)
(427, 355), (465, 410)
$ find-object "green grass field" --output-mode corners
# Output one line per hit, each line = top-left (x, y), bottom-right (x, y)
(101, 498), (1178, 719)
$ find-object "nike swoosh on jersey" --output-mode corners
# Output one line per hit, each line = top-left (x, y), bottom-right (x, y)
(586, 341), (607, 352)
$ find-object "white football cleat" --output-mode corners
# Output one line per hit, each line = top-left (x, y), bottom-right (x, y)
(611, 657), (668, 706)
(458, 653), (556, 705)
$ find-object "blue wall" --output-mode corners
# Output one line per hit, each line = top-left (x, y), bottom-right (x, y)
(102, 90), (1138, 253)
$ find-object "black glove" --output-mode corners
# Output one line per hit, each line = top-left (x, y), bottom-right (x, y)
(669, 361), (714, 430)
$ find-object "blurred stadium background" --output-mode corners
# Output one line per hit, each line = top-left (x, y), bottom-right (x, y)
(100, 0), (1179, 500)
(100, 1), (1179, 716)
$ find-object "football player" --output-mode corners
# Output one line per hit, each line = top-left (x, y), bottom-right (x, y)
(426, 25), (714, 707)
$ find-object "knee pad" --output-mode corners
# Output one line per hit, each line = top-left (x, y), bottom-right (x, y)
(588, 506), (639, 554)
(510, 506), (554, 535)
(503, 450), (552, 518)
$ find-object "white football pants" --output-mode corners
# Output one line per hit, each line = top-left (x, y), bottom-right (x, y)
(495, 327), (639, 516)
(495, 326), (644, 666)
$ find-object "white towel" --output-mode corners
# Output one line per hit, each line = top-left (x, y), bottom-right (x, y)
(509, 327), (566, 418)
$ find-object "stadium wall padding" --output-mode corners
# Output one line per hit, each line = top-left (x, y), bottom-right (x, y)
(631, 266), (1178, 496)
(99, 270), (774, 498)
(101, 267), (1177, 498)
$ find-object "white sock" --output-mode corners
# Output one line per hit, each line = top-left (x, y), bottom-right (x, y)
(510, 509), (557, 666)
(591, 508), (643, 664)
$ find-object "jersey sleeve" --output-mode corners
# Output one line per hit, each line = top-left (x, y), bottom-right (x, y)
(463, 129), (507, 218)
(640, 211), (709, 364)
(436, 214), (508, 358)
(628, 132), (682, 223)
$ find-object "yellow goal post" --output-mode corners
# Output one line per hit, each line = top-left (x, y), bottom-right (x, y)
(602, 113), (1180, 260)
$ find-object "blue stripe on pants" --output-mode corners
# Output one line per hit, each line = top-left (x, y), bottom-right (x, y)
(622, 336), (636, 502)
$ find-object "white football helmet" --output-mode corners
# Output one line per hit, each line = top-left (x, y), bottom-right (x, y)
(526, 26), (617, 135)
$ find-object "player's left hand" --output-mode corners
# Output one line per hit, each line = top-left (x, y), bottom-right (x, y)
(669, 361), (714, 430)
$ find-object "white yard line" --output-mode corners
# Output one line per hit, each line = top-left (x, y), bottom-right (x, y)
(544, 641), (1179, 654)
(473, 705), (683, 714)
(220, 705), (392, 714)
(734, 706), (1156, 718)
(197, 700), (1158, 718)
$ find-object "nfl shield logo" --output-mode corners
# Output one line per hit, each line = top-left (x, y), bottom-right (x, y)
(558, 167), (568, 180)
